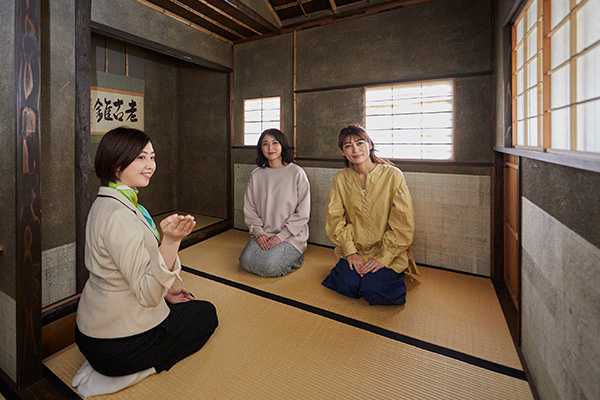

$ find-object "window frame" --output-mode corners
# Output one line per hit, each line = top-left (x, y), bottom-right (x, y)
(512, 0), (544, 150)
(242, 96), (281, 147)
(510, 0), (600, 159)
(363, 79), (455, 162)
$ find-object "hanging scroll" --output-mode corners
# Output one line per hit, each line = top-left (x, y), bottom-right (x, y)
(90, 72), (145, 137)
(90, 87), (144, 136)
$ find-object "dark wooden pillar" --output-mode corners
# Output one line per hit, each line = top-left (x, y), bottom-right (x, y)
(75, 0), (93, 292)
(15, 0), (43, 389)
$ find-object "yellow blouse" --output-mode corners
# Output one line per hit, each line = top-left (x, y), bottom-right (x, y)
(325, 164), (417, 274)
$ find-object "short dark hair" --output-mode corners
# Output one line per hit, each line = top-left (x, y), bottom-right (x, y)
(337, 124), (390, 167)
(255, 128), (293, 168)
(95, 127), (151, 186)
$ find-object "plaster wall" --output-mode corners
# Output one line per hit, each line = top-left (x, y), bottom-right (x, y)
(234, 163), (491, 276)
(91, 0), (232, 69)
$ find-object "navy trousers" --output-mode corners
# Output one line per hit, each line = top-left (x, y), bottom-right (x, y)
(322, 258), (406, 305)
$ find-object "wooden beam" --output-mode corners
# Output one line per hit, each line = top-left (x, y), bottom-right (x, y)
(542, 0), (551, 149)
(42, 313), (76, 359)
(496, 145), (600, 174)
(569, 0), (577, 151)
(512, 24), (517, 147)
(265, 0), (283, 27)
(293, 31), (297, 155)
(171, 0), (251, 37)
(203, 0), (279, 34)
(282, 0), (430, 29)
(146, 0), (243, 40)
(15, 0), (43, 388)
(180, 0), (261, 36)
(274, 0), (308, 11)
(234, 0), (431, 44)
(329, 0), (337, 14)
(90, 19), (232, 71)
(296, 0), (308, 16)
(536, 0), (543, 148)
(137, 0), (234, 44)
(522, 4), (529, 147)
(75, 0), (93, 294)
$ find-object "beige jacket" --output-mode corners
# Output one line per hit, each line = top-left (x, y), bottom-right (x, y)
(76, 187), (181, 339)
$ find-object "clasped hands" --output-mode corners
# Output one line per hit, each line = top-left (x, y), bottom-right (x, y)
(255, 234), (282, 250)
(346, 253), (384, 276)
(165, 287), (195, 304)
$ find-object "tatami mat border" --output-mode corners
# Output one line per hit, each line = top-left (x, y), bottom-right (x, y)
(181, 266), (528, 382)
(42, 367), (81, 400)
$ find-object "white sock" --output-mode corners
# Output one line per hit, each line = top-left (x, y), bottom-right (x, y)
(72, 360), (156, 398)
(71, 360), (94, 388)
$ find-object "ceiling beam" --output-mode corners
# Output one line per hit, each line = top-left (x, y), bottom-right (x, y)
(273, 0), (310, 11)
(181, 0), (261, 36)
(171, 0), (255, 37)
(145, 0), (242, 40)
(296, 0), (308, 16)
(203, 0), (279, 34)
(265, 0), (283, 27)
(236, 0), (430, 45)
(329, 0), (337, 13)
(282, 0), (430, 28)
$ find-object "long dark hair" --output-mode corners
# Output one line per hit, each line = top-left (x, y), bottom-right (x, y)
(95, 127), (151, 186)
(255, 128), (293, 168)
(337, 124), (390, 167)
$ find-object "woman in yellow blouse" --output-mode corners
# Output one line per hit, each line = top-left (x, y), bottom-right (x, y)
(322, 125), (417, 305)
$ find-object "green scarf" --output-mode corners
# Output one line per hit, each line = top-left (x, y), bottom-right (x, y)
(108, 181), (160, 241)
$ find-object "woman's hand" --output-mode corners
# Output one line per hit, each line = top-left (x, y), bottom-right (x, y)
(255, 234), (270, 250)
(360, 258), (385, 275)
(346, 254), (364, 273)
(165, 288), (195, 304)
(256, 235), (282, 250)
(160, 214), (196, 242)
(266, 236), (282, 249)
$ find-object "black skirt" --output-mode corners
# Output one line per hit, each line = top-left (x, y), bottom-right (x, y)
(75, 300), (218, 376)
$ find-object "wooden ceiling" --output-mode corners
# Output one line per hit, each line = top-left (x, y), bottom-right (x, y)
(144, 0), (279, 42)
(143, 0), (429, 43)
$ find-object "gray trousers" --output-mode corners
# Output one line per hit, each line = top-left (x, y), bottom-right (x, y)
(239, 239), (304, 277)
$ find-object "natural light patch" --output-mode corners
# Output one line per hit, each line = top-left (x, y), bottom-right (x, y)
(365, 81), (454, 160)
(244, 97), (280, 146)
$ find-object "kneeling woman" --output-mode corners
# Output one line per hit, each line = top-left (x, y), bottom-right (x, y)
(322, 125), (417, 305)
(239, 129), (310, 277)
(75, 128), (218, 394)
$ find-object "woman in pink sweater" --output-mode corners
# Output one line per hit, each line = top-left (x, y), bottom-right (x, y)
(240, 129), (311, 277)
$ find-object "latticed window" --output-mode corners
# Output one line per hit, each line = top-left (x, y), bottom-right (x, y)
(512, 0), (600, 155)
(365, 81), (454, 160)
(243, 97), (280, 146)
(549, 0), (600, 153)
(513, 0), (543, 148)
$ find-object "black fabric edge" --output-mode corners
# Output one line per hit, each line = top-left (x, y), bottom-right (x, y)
(182, 265), (528, 382)
(42, 366), (82, 400)
(417, 263), (491, 279)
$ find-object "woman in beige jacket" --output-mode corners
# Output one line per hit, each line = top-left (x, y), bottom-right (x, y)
(74, 127), (218, 394)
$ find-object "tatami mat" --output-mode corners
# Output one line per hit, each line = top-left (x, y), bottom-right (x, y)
(45, 272), (533, 400)
(179, 230), (523, 370)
